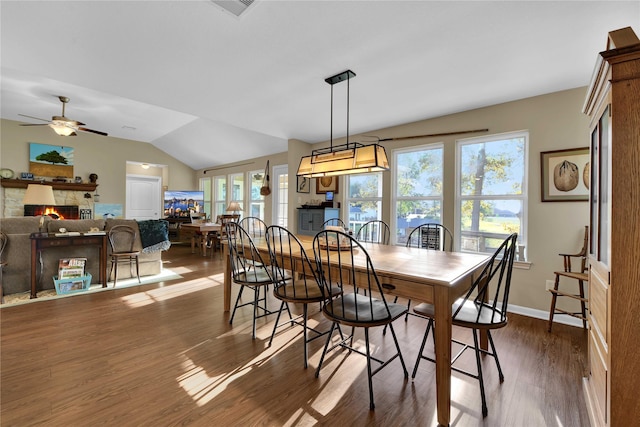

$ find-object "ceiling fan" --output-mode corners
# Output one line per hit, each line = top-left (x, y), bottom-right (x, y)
(19, 96), (108, 136)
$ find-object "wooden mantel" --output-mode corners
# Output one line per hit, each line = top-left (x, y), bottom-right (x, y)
(0, 178), (98, 192)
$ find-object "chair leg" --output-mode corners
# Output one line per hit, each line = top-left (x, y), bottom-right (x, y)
(472, 329), (488, 417)
(547, 274), (560, 332)
(268, 301), (287, 347)
(302, 304), (309, 369)
(252, 286), (259, 339)
(578, 279), (587, 330)
(229, 285), (245, 324)
(113, 260), (119, 287)
(487, 330), (504, 382)
(135, 256), (141, 283)
(364, 327), (375, 410)
(386, 322), (409, 378)
(315, 322), (337, 378)
(412, 318), (434, 379)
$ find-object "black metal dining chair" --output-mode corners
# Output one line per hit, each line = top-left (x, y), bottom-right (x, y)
(239, 216), (267, 238)
(411, 233), (518, 417)
(313, 229), (409, 410)
(356, 220), (390, 245)
(265, 225), (340, 368)
(321, 217), (346, 229)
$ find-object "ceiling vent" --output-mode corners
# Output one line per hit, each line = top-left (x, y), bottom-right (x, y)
(210, 0), (257, 18)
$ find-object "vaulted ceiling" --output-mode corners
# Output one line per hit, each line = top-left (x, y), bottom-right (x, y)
(1, 1), (638, 170)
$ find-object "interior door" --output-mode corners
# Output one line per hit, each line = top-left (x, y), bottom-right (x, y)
(126, 175), (161, 219)
(271, 164), (288, 227)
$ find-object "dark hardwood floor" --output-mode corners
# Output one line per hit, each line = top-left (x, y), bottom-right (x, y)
(1, 243), (590, 426)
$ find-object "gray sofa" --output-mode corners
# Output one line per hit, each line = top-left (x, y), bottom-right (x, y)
(0, 217), (165, 296)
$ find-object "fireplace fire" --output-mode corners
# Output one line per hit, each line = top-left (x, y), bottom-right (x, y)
(24, 205), (79, 220)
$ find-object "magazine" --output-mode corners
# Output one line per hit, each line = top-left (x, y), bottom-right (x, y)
(58, 258), (87, 279)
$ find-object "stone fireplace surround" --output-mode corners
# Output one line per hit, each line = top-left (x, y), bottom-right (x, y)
(3, 187), (94, 218)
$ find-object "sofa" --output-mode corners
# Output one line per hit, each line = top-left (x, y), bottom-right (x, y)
(0, 217), (167, 296)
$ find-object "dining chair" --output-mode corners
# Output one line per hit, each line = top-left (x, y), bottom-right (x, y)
(547, 226), (589, 332)
(189, 211), (208, 255)
(356, 220), (390, 245)
(411, 233), (518, 417)
(0, 231), (8, 303)
(239, 216), (267, 238)
(313, 229), (409, 410)
(321, 217), (346, 229)
(384, 223), (453, 333)
(227, 222), (279, 339)
(108, 225), (141, 287)
(266, 225), (341, 368)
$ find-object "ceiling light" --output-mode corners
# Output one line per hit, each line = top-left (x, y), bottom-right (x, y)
(48, 121), (76, 136)
(141, 163), (150, 169)
(297, 70), (390, 178)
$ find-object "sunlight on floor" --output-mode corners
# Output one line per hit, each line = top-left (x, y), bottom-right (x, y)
(120, 278), (216, 308)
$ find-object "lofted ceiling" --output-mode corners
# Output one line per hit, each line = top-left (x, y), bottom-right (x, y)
(1, 1), (638, 170)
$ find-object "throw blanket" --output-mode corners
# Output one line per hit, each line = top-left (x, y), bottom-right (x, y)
(137, 220), (171, 253)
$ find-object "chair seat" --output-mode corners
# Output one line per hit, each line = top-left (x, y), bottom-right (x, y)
(324, 293), (407, 327)
(112, 251), (140, 257)
(554, 271), (588, 281)
(274, 280), (340, 303)
(413, 300), (507, 329)
(233, 267), (273, 285)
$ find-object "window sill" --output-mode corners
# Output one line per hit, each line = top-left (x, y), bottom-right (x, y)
(513, 260), (531, 270)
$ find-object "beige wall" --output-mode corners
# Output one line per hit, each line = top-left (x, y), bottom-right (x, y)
(0, 118), (196, 216)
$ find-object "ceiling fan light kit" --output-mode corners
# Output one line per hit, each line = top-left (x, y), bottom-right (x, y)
(19, 95), (108, 137)
(296, 70), (390, 178)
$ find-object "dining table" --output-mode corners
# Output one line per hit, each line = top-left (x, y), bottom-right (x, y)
(221, 235), (489, 426)
(179, 222), (221, 256)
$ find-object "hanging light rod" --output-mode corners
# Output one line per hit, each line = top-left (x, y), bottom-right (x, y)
(297, 70), (390, 178)
(370, 128), (489, 142)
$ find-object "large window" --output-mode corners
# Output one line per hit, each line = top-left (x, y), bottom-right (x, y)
(199, 177), (212, 220)
(248, 169), (265, 220)
(456, 131), (527, 256)
(213, 175), (226, 219)
(392, 144), (444, 245)
(345, 173), (383, 235)
(230, 173), (244, 214)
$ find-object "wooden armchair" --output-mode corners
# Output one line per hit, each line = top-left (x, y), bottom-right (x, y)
(547, 226), (589, 332)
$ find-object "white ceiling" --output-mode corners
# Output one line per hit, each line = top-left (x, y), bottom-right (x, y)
(1, 1), (638, 170)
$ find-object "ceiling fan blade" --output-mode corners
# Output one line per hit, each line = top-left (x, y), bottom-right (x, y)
(18, 113), (50, 122)
(78, 127), (108, 136)
(19, 123), (49, 126)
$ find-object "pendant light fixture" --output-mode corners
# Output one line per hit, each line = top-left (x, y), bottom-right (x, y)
(297, 70), (390, 178)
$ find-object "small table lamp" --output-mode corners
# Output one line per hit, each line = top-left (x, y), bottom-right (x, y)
(23, 184), (57, 230)
(226, 201), (243, 219)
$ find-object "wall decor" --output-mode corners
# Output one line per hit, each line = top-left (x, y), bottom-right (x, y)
(316, 176), (338, 194)
(94, 203), (123, 219)
(297, 176), (310, 193)
(29, 142), (74, 178)
(540, 147), (589, 202)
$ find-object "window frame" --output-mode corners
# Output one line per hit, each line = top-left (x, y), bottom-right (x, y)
(344, 172), (383, 235)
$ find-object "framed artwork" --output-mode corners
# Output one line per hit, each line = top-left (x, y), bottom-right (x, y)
(316, 176), (338, 194)
(94, 203), (123, 219)
(297, 176), (310, 193)
(540, 147), (590, 202)
(29, 142), (74, 178)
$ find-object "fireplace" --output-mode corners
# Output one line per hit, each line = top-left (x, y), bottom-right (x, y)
(24, 205), (80, 220)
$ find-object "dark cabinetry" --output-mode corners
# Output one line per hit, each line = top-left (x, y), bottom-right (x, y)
(297, 207), (339, 236)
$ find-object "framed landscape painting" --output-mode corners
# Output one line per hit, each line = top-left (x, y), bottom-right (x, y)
(29, 142), (74, 178)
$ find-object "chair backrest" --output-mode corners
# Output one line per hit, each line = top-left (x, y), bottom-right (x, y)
(190, 212), (207, 224)
(108, 225), (137, 253)
(356, 220), (390, 245)
(239, 216), (267, 238)
(561, 226), (589, 274)
(406, 223), (453, 251)
(322, 218), (346, 229)
(266, 225), (323, 300)
(313, 229), (394, 323)
(453, 233), (518, 326)
(226, 223), (270, 284)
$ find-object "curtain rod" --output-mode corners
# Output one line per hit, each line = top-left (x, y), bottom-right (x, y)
(203, 161), (255, 174)
(373, 128), (489, 142)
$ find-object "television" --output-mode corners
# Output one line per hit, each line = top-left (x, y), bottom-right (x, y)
(164, 190), (205, 218)
(325, 191), (334, 202)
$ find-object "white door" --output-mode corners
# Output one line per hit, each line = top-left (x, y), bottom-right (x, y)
(126, 175), (161, 219)
(271, 164), (288, 227)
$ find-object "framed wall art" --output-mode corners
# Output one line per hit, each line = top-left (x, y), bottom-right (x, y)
(297, 176), (310, 193)
(316, 176), (338, 194)
(29, 142), (74, 178)
(540, 147), (589, 202)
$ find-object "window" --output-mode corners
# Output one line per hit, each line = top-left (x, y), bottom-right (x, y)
(230, 173), (244, 212)
(213, 175), (226, 219)
(248, 169), (265, 220)
(272, 165), (288, 227)
(392, 144), (444, 245)
(345, 173), (383, 235)
(456, 131), (527, 256)
(199, 177), (212, 220)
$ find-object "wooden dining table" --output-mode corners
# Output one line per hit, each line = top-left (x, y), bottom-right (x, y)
(179, 222), (221, 256)
(222, 235), (489, 426)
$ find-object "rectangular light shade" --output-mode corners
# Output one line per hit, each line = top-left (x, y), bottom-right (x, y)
(23, 184), (57, 206)
(297, 144), (390, 177)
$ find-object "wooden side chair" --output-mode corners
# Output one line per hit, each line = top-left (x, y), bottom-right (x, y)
(0, 231), (8, 303)
(548, 226), (589, 332)
(356, 220), (390, 245)
(189, 211), (208, 255)
(265, 225), (340, 368)
(412, 233), (518, 417)
(108, 225), (141, 287)
(313, 229), (409, 410)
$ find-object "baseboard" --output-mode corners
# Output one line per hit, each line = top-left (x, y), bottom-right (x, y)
(507, 303), (586, 328)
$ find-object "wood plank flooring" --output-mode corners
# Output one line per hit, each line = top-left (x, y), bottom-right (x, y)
(1, 243), (590, 426)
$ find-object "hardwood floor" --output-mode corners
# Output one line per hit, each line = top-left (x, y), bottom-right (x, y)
(1, 243), (590, 426)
